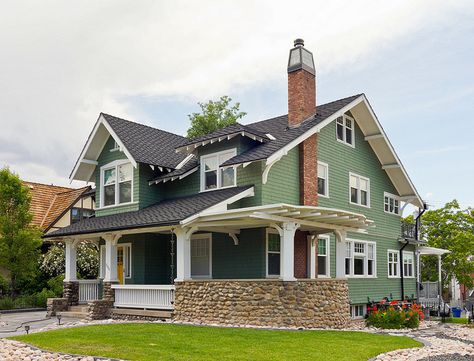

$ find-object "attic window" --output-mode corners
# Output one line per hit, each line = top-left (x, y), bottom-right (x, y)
(336, 115), (354, 146)
(101, 161), (133, 207)
(200, 149), (237, 191)
(110, 140), (120, 152)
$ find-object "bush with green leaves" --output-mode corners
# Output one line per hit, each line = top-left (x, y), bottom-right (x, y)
(40, 242), (99, 279)
(366, 304), (423, 329)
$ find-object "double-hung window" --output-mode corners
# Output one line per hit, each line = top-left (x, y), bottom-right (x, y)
(336, 114), (355, 146)
(201, 149), (237, 191)
(317, 236), (330, 277)
(350, 173), (370, 207)
(345, 240), (376, 277)
(101, 162), (133, 207)
(266, 229), (281, 277)
(403, 252), (414, 278)
(351, 304), (366, 319)
(191, 234), (212, 278)
(384, 192), (400, 215)
(388, 250), (399, 278)
(317, 161), (329, 197)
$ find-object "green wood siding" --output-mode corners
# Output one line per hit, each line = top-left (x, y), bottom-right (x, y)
(317, 115), (416, 303)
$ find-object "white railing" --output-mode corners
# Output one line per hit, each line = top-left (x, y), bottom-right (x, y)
(78, 279), (100, 303)
(111, 284), (175, 310)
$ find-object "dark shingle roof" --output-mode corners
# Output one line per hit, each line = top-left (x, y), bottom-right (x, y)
(221, 94), (362, 166)
(102, 113), (188, 169)
(151, 156), (199, 184)
(177, 123), (269, 151)
(44, 186), (253, 238)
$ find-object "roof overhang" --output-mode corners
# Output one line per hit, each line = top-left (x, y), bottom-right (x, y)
(417, 246), (451, 256)
(262, 94), (423, 208)
(176, 131), (268, 154)
(69, 114), (137, 183)
(181, 203), (374, 234)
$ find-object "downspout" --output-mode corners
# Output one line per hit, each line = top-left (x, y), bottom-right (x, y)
(400, 241), (409, 300)
(413, 203), (427, 301)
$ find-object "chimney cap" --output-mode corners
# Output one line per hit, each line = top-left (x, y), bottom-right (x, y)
(294, 38), (304, 47)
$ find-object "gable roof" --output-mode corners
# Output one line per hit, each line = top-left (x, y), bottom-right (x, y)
(70, 113), (189, 182)
(44, 186), (254, 238)
(24, 181), (91, 231)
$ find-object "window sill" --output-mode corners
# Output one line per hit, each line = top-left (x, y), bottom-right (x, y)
(384, 211), (401, 216)
(388, 275), (401, 279)
(318, 194), (329, 199)
(96, 201), (138, 211)
(346, 275), (377, 279)
(349, 201), (371, 209)
(336, 138), (355, 148)
(200, 185), (236, 193)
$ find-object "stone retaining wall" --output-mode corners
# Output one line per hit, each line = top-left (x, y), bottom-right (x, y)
(174, 279), (350, 329)
(46, 298), (68, 317)
(87, 300), (113, 320)
(102, 282), (116, 302)
(63, 281), (79, 306)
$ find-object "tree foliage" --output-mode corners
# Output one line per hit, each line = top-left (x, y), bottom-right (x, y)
(0, 167), (42, 296)
(186, 96), (246, 139)
(40, 242), (99, 279)
(418, 200), (474, 289)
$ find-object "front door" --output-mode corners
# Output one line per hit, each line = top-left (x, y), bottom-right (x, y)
(117, 246), (124, 284)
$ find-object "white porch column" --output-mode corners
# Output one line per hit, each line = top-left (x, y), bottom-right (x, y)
(438, 254), (442, 298)
(416, 250), (421, 299)
(174, 228), (193, 282)
(103, 234), (120, 283)
(307, 234), (316, 279)
(335, 230), (347, 278)
(280, 222), (299, 281)
(64, 239), (78, 282)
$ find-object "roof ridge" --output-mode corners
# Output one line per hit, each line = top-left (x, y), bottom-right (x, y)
(23, 181), (74, 190)
(101, 113), (186, 140)
(54, 186), (90, 196)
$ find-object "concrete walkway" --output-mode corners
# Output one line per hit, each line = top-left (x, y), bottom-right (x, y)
(0, 310), (77, 338)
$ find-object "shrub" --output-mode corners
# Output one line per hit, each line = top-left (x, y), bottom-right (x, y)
(366, 303), (423, 329)
(47, 274), (65, 297)
(34, 288), (56, 307)
(0, 297), (14, 310)
(0, 275), (9, 296)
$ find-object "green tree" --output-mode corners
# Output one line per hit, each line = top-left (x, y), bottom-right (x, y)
(0, 167), (42, 296)
(186, 96), (246, 139)
(417, 200), (474, 289)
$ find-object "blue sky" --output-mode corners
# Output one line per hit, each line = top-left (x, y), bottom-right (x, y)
(0, 1), (473, 210)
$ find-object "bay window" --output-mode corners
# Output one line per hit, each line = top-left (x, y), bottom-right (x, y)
(350, 173), (370, 207)
(101, 161), (133, 207)
(201, 149), (237, 191)
(344, 240), (376, 277)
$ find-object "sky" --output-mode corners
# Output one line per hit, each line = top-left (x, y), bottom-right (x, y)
(0, 1), (473, 211)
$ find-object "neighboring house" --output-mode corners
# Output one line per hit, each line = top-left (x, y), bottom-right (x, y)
(44, 39), (443, 327)
(24, 181), (95, 235)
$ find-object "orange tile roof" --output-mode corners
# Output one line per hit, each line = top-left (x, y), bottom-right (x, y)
(23, 181), (91, 231)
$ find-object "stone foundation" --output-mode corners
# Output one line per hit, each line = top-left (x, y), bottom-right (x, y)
(62, 281), (79, 306)
(102, 282), (116, 302)
(87, 300), (113, 320)
(174, 279), (350, 329)
(46, 298), (68, 317)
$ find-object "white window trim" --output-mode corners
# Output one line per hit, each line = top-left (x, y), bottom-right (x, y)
(99, 245), (106, 279)
(349, 172), (371, 208)
(317, 235), (330, 278)
(100, 159), (134, 208)
(345, 239), (377, 278)
(200, 148), (237, 192)
(384, 192), (401, 216)
(110, 140), (120, 152)
(387, 249), (400, 279)
(317, 161), (329, 198)
(403, 251), (415, 279)
(336, 114), (355, 148)
(118, 243), (132, 279)
(190, 233), (212, 279)
(351, 304), (366, 319)
(266, 228), (280, 278)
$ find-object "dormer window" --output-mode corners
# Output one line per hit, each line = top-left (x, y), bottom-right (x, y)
(336, 114), (355, 146)
(200, 149), (237, 191)
(101, 161), (133, 207)
(110, 140), (120, 152)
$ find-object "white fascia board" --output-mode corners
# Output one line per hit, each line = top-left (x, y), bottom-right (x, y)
(266, 95), (365, 165)
(100, 115), (137, 168)
(180, 187), (255, 226)
(361, 96), (423, 208)
(175, 154), (194, 170)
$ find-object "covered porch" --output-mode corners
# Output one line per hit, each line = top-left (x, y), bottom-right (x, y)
(59, 203), (373, 317)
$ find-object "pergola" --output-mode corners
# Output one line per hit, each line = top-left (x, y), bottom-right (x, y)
(417, 246), (451, 301)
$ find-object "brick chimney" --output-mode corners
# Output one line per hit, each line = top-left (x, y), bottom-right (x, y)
(287, 38), (318, 206)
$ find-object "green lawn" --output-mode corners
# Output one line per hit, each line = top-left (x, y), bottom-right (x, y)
(12, 323), (422, 361)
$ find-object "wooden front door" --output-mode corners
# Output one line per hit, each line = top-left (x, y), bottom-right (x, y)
(117, 246), (124, 284)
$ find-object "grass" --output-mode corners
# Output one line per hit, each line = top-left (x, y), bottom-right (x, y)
(12, 323), (422, 361)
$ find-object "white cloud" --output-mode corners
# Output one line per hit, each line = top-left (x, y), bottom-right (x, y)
(0, 0), (472, 186)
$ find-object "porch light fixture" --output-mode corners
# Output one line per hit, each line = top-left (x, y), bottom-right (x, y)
(57, 314), (62, 325)
(287, 38), (315, 75)
(24, 325), (30, 334)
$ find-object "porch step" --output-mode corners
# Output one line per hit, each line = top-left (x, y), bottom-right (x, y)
(111, 308), (172, 319)
(69, 305), (89, 313)
(58, 310), (88, 319)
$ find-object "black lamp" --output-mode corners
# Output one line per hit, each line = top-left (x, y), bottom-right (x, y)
(24, 325), (30, 334)
(57, 314), (62, 325)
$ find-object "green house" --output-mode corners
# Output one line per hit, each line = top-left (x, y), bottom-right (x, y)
(45, 39), (431, 328)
